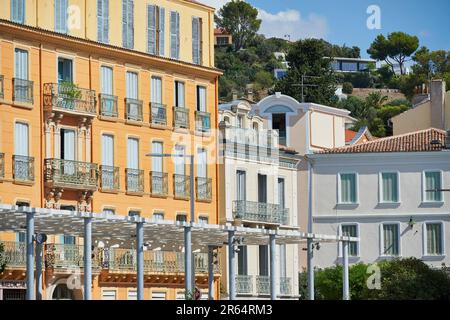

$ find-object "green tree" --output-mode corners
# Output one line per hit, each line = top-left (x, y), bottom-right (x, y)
(368, 32), (419, 75)
(274, 39), (338, 105)
(342, 82), (354, 94)
(215, 0), (261, 51)
(0, 242), (6, 273)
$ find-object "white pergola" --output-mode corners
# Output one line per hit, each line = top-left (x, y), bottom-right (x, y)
(0, 204), (358, 301)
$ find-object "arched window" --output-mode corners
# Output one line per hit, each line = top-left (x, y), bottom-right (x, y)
(52, 283), (74, 300)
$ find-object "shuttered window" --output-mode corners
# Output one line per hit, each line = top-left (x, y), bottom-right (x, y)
(381, 172), (399, 203)
(126, 71), (138, 99)
(382, 224), (399, 256)
(127, 138), (139, 170)
(55, 0), (68, 33)
(425, 171), (443, 202)
(341, 225), (358, 257)
(159, 7), (165, 56)
(122, 0), (134, 49)
(170, 11), (180, 59)
(151, 77), (162, 103)
(152, 141), (163, 172)
(197, 86), (206, 112)
(174, 81), (185, 107)
(147, 5), (157, 54)
(14, 122), (29, 156)
(340, 173), (357, 204)
(102, 134), (114, 166)
(101, 66), (113, 95)
(11, 0), (25, 24)
(97, 0), (109, 43)
(14, 48), (28, 80)
(197, 148), (207, 178)
(192, 17), (202, 64)
(426, 223), (443, 255)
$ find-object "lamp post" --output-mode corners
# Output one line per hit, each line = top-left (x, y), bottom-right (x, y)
(146, 152), (195, 297)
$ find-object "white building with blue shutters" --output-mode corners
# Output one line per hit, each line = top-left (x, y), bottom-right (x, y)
(308, 128), (450, 268)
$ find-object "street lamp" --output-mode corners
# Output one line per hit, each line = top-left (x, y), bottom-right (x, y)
(146, 152), (195, 297)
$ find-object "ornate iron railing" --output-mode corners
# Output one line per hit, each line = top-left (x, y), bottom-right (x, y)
(0, 153), (4, 179)
(99, 93), (118, 117)
(174, 174), (190, 198)
(107, 249), (219, 274)
(44, 159), (98, 190)
(173, 106), (189, 129)
(232, 200), (289, 225)
(13, 155), (35, 182)
(0, 241), (26, 268)
(0, 75), (4, 99)
(13, 78), (34, 104)
(126, 168), (144, 193)
(43, 83), (96, 115)
(256, 275), (270, 295)
(280, 277), (292, 295)
(100, 165), (120, 191)
(195, 111), (211, 133)
(196, 177), (212, 201)
(44, 244), (101, 269)
(150, 171), (168, 197)
(150, 102), (167, 125)
(236, 275), (253, 294)
(125, 98), (143, 122)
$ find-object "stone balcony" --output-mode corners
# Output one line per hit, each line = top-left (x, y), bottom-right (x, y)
(44, 158), (98, 191)
(43, 83), (96, 117)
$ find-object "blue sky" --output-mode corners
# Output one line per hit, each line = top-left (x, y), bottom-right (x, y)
(203, 0), (450, 58)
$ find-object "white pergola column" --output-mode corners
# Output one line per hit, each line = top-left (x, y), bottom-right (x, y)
(184, 225), (193, 297)
(342, 241), (350, 300)
(25, 211), (35, 300)
(35, 241), (43, 300)
(136, 221), (144, 300)
(269, 234), (277, 300)
(307, 238), (315, 300)
(84, 217), (92, 300)
(228, 230), (236, 300)
(208, 245), (215, 300)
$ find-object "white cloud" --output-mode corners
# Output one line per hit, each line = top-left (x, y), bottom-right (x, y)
(257, 8), (328, 40)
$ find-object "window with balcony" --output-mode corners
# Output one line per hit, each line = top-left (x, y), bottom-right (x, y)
(11, 0), (25, 24)
(151, 141), (167, 197)
(122, 0), (134, 49)
(339, 173), (358, 204)
(174, 81), (188, 129)
(147, 5), (165, 56)
(380, 172), (399, 203)
(100, 66), (117, 117)
(101, 134), (119, 191)
(174, 145), (189, 198)
(55, 0), (68, 34)
(170, 11), (180, 59)
(126, 71), (143, 122)
(14, 48), (33, 104)
(196, 86), (210, 133)
(126, 137), (143, 193)
(424, 222), (443, 256)
(382, 223), (400, 256)
(151, 76), (166, 125)
(97, 0), (109, 43)
(192, 17), (202, 65)
(196, 148), (211, 201)
(14, 122), (34, 182)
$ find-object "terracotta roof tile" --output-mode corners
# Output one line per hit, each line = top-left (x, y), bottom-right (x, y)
(319, 128), (447, 154)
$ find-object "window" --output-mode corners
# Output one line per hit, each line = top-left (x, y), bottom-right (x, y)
(237, 246), (248, 275)
(127, 138), (139, 169)
(103, 208), (115, 215)
(151, 77), (162, 104)
(147, 5), (165, 56)
(102, 290), (117, 300)
(102, 134), (114, 166)
(128, 210), (140, 217)
(152, 141), (163, 172)
(258, 174), (267, 203)
(341, 224), (358, 257)
(196, 86), (207, 112)
(278, 178), (285, 209)
(174, 81), (185, 108)
(127, 290), (137, 300)
(339, 173), (358, 204)
(170, 11), (180, 59)
(237, 115), (244, 128)
(16, 232), (26, 242)
(382, 223), (400, 256)
(236, 170), (246, 201)
(152, 292), (166, 300)
(197, 148), (207, 178)
(100, 66), (113, 95)
(11, 0), (25, 24)
(97, 0), (109, 43)
(380, 172), (399, 203)
(176, 214), (187, 222)
(14, 48), (28, 80)
(62, 235), (76, 245)
(14, 122), (29, 157)
(126, 71), (138, 99)
(341, 62), (358, 72)
(58, 58), (73, 83)
(153, 212), (164, 221)
(259, 245), (269, 276)
(425, 223), (443, 255)
(122, 0), (134, 49)
(198, 216), (208, 225)
(272, 114), (286, 145)
(424, 171), (443, 202)
(192, 17), (202, 64)
(174, 145), (185, 175)
(279, 244), (286, 278)
(55, 0), (68, 34)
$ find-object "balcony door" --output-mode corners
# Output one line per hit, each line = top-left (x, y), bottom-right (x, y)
(151, 141), (164, 194)
(127, 138), (139, 191)
(237, 246), (248, 276)
(126, 71), (139, 118)
(101, 66), (114, 116)
(14, 122), (29, 180)
(102, 134), (115, 189)
(236, 170), (246, 201)
(61, 129), (76, 175)
(174, 145), (185, 176)
(58, 58), (73, 84)
(259, 245), (269, 276)
(272, 113), (286, 146)
(174, 81), (185, 108)
(258, 174), (267, 203)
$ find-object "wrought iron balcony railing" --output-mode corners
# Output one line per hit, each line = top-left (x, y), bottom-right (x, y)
(150, 102), (167, 126)
(100, 165), (120, 191)
(196, 177), (212, 201)
(256, 275), (270, 295)
(232, 200), (289, 225)
(236, 275), (253, 295)
(43, 83), (96, 115)
(174, 174), (190, 199)
(150, 171), (168, 197)
(107, 249), (219, 274)
(0, 153), (4, 179)
(99, 93), (118, 118)
(126, 168), (144, 193)
(125, 98), (143, 122)
(13, 78), (34, 104)
(13, 155), (35, 182)
(0, 241), (26, 268)
(173, 106), (189, 129)
(45, 244), (101, 269)
(0, 75), (4, 99)
(195, 111), (211, 133)
(280, 277), (292, 295)
(44, 159), (98, 190)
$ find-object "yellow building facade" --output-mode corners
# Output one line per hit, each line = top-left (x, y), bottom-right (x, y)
(0, 0), (221, 300)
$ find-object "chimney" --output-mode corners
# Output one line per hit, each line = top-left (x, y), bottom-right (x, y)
(446, 130), (450, 149)
(430, 79), (446, 129)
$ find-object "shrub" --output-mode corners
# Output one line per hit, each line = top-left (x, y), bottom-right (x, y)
(342, 82), (354, 94)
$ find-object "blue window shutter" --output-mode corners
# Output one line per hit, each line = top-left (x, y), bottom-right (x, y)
(55, 0), (68, 33)
(192, 17), (199, 64)
(122, 0), (127, 47)
(147, 5), (156, 54)
(176, 12), (180, 59)
(159, 7), (165, 56)
(170, 11), (177, 59)
(11, 0), (25, 24)
(122, 0), (134, 48)
(98, 0), (110, 43)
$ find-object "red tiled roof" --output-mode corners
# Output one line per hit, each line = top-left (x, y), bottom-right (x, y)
(319, 128), (447, 154)
(214, 28), (230, 35)
(345, 130), (358, 143)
